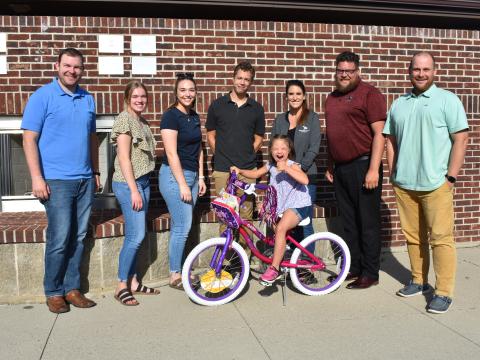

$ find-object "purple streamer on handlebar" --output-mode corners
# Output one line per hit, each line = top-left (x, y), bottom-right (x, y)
(223, 171), (278, 228)
(255, 183), (268, 191)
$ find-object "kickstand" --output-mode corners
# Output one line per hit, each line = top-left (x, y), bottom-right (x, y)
(281, 267), (288, 306)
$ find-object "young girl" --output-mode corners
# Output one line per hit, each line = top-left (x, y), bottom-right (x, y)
(231, 134), (311, 285)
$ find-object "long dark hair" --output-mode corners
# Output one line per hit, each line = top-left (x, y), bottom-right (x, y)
(285, 79), (310, 126)
(168, 72), (197, 110)
(268, 134), (296, 166)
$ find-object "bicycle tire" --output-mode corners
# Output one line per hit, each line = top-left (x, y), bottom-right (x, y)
(181, 237), (250, 306)
(290, 232), (351, 296)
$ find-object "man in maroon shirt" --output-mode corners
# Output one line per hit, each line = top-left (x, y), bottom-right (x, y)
(325, 51), (386, 289)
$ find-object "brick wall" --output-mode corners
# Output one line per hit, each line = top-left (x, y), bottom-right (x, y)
(1, 16), (479, 247)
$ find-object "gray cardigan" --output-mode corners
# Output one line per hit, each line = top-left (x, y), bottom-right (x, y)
(271, 110), (321, 178)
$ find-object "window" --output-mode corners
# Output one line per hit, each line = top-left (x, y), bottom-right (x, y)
(0, 115), (118, 212)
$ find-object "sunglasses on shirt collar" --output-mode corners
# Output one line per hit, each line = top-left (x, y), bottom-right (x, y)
(176, 72), (194, 80)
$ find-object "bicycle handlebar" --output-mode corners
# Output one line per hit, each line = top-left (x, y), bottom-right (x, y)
(227, 171), (267, 196)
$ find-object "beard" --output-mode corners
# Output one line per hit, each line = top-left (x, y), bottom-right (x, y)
(411, 77), (435, 95)
(335, 76), (360, 94)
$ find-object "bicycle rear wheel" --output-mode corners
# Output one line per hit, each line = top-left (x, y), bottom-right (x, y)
(181, 237), (250, 306)
(290, 232), (351, 296)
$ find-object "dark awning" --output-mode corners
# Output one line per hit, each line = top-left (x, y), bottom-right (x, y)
(2, 0), (480, 29)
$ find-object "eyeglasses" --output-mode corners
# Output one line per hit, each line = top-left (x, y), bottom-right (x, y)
(335, 68), (357, 76)
(176, 72), (194, 80)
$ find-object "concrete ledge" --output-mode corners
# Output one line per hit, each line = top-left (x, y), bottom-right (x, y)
(0, 204), (338, 244)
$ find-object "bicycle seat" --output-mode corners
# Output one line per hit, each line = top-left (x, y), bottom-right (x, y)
(298, 217), (311, 226)
(278, 213), (311, 226)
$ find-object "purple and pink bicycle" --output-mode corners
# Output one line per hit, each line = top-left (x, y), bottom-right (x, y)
(181, 172), (351, 306)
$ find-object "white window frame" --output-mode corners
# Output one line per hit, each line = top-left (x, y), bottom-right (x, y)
(0, 115), (116, 212)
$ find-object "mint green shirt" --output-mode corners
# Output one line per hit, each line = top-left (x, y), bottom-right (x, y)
(383, 84), (468, 191)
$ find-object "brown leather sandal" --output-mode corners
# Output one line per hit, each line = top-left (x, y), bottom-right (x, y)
(168, 278), (183, 290)
(133, 284), (160, 295)
(114, 288), (139, 306)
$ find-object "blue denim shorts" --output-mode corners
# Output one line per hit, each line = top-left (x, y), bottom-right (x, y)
(290, 206), (310, 222)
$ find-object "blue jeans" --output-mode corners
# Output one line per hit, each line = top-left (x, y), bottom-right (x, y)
(291, 206), (311, 222)
(303, 184), (316, 239)
(43, 178), (95, 297)
(290, 184), (316, 253)
(112, 174), (151, 282)
(292, 184), (316, 239)
(159, 165), (198, 273)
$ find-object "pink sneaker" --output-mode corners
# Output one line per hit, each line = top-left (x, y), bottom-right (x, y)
(259, 266), (281, 286)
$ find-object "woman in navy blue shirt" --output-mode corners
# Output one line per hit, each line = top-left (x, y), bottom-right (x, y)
(159, 73), (206, 289)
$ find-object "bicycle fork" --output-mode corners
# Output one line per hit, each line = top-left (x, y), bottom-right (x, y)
(210, 228), (234, 277)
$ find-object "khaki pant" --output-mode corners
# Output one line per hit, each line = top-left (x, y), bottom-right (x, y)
(393, 183), (456, 297)
(212, 170), (256, 251)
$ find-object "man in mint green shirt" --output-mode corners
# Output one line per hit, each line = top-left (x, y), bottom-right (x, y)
(383, 51), (468, 314)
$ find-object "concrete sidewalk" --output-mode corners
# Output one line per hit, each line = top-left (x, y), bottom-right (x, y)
(1, 246), (479, 360)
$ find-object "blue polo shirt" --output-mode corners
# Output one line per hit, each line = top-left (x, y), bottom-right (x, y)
(383, 84), (468, 191)
(161, 107), (202, 172)
(21, 78), (96, 180)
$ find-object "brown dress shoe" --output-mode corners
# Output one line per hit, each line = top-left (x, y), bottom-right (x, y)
(346, 276), (379, 290)
(46, 296), (70, 314)
(345, 272), (360, 281)
(65, 290), (96, 308)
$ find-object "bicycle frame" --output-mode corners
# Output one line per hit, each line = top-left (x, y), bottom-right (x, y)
(210, 173), (326, 276)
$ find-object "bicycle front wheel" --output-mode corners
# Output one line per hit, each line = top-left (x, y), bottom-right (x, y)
(181, 237), (250, 306)
(290, 232), (351, 296)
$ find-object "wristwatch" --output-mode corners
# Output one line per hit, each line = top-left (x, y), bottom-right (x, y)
(93, 171), (101, 176)
(445, 174), (456, 184)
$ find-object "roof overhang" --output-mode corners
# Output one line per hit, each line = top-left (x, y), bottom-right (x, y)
(2, 0), (480, 29)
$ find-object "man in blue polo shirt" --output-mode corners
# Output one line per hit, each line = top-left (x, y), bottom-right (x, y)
(206, 61), (265, 242)
(384, 51), (468, 314)
(22, 48), (100, 313)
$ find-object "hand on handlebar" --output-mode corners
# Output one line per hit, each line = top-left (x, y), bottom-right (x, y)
(227, 168), (261, 196)
(230, 166), (241, 175)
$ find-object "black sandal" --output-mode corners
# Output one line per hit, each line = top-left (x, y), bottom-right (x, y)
(114, 288), (139, 306)
(133, 284), (160, 295)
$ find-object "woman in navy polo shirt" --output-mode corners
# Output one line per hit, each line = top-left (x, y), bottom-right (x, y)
(159, 73), (206, 289)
